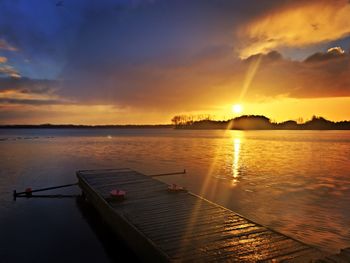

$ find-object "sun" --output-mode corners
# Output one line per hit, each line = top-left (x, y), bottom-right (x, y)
(232, 104), (243, 114)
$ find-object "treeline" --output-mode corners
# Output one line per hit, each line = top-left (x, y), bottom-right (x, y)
(171, 115), (350, 130)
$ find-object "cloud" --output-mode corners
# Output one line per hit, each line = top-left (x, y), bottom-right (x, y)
(304, 47), (346, 63)
(0, 57), (7, 63)
(59, 45), (350, 116)
(0, 77), (58, 94)
(0, 65), (21, 78)
(0, 77), (68, 106)
(0, 39), (17, 51)
(243, 50), (283, 64)
(240, 47), (350, 98)
(60, 44), (241, 112)
(238, 0), (350, 58)
(0, 98), (66, 105)
(1, 0), (350, 124)
(52, 0), (350, 116)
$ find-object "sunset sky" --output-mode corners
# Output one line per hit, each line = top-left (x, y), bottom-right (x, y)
(0, 0), (350, 124)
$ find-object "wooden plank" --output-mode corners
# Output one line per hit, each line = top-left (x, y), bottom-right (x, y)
(154, 226), (267, 256)
(137, 219), (253, 246)
(190, 238), (307, 262)
(95, 183), (167, 195)
(126, 200), (217, 217)
(83, 171), (141, 181)
(136, 214), (247, 237)
(158, 226), (267, 254)
(88, 176), (156, 187)
(110, 193), (191, 209)
(120, 197), (211, 213)
(127, 205), (222, 226)
(151, 220), (258, 242)
(170, 233), (289, 261)
(77, 168), (328, 262)
(133, 213), (243, 233)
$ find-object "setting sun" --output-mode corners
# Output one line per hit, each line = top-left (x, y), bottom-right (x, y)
(232, 104), (243, 114)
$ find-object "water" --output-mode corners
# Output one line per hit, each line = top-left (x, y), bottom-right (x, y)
(0, 129), (349, 261)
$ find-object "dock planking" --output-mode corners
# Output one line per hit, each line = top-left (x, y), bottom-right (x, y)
(77, 169), (327, 262)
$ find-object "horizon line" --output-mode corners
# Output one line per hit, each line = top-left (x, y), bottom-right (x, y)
(1, 114), (350, 127)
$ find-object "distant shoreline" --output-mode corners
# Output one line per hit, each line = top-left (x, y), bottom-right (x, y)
(1, 115), (350, 130)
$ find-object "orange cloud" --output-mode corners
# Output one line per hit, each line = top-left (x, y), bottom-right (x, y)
(0, 56), (7, 63)
(238, 0), (350, 58)
(0, 87), (68, 106)
(0, 77), (67, 106)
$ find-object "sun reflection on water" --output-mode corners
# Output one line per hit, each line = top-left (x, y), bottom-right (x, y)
(232, 137), (241, 186)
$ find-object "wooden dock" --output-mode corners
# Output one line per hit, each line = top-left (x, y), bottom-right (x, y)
(77, 168), (328, 262)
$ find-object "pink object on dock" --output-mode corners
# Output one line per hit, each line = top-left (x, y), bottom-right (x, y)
(167, 183), (186, 192)
(110, 189), (126, 200)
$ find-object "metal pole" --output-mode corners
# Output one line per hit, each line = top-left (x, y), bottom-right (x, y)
(14, 182), (78, 198)
(148, 169), (186, 177)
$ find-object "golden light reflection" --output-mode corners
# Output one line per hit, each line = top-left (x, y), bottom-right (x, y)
(176, 129), (233, 257)
(231, 137), (241, 187)
(176, 131), (245, 258)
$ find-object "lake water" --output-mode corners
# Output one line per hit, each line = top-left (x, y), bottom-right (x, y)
(0, 129), (349, 261)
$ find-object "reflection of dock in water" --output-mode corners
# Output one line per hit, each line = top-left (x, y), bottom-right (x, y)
(77, 168), (329, 262)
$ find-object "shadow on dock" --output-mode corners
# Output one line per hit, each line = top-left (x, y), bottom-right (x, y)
(75, 196), (140, 262)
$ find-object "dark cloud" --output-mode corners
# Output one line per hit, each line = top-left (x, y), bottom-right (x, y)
(304, 47), (346, 63)
(58, 45), (350, 113)
(54, 0), (350, 112)
(0, 77), (68, 106)
(0, 66), (21, 78)
(0, 98), (66, 105)
(60, 44), (241, 111)
(241, 48), (350, 98)
(243, 50), (283, 64)
(0, 39), (17, 51)
(1, 47), (346, 113)
(0, 77), (59, 94)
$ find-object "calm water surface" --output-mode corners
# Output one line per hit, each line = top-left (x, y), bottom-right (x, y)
(0, 129), (349, 261)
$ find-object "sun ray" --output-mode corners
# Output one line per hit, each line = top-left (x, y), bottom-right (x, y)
(178, 41), (261, 257)
(239, 54), (262, 102)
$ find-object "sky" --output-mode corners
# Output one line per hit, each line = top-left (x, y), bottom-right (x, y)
(0, 0), (350, 124)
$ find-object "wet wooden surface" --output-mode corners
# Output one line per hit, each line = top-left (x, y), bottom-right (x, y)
(316, 248), (350, 263)
(77, 168), (328, 262)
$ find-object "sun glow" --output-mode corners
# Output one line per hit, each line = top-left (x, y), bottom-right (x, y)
(232, 104), (243, 114)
